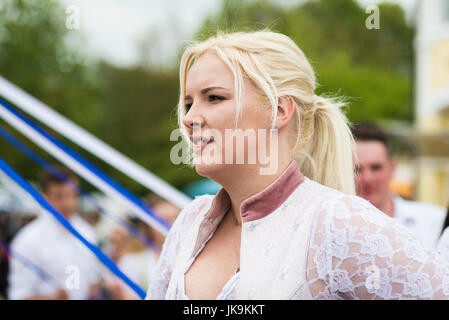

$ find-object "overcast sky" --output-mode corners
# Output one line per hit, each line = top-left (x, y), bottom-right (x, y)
(62, 0), (418, 67)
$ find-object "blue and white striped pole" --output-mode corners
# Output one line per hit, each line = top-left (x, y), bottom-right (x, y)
(0, 124), (161, 252)
(0, 98), (170, 235)
(0, 76), (191, 209)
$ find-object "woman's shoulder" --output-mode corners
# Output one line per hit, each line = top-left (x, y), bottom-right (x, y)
(298, 177), (366, 209)
(300, 177), (400, 228)
(167, 194), (214, 238)
(299, 177), (348, 199)
(175, 194), (214, 222)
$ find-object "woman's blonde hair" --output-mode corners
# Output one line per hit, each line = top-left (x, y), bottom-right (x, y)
(177, 30), (355, 194)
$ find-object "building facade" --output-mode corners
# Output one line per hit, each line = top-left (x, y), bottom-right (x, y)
(415, 0), (449, 207)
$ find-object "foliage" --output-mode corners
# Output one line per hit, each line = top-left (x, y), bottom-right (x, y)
(0, 0), (103, 186)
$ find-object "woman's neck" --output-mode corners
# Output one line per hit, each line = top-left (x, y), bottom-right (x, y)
(217, 158), (293, 225)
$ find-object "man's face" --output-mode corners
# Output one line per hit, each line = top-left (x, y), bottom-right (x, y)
(44, 183), (79, 218)
(354, 140), (396, 208)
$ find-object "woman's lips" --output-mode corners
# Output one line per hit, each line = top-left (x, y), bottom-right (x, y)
(194, 140), (214, 155)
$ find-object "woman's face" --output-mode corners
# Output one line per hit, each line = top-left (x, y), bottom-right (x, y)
(183, 51), (272, 179)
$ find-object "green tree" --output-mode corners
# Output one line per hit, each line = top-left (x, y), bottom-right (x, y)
(0, 0), (104, 185)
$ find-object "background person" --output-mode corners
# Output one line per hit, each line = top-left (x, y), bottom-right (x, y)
(106, 195), (179, 299)
(143, 193), (179, 250)
(352, 122), (446, 250)
(7, 166), (103, 300)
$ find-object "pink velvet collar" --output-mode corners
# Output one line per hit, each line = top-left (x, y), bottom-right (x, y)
(204, 161), (305, 223)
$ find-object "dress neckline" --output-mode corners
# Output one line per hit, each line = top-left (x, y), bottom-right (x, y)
(204, 160), (304, 224)
(181, 227), (240, 300)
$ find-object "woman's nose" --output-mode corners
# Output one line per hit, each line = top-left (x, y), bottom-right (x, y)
(184, 120), (204, 138)
(183, 108), (204, 130)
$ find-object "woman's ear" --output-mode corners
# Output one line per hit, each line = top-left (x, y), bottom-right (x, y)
(276, 95), (296, 129)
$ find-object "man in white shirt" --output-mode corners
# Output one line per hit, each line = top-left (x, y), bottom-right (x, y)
(8, 166), (102, 300)
(352, 122), (446, 250)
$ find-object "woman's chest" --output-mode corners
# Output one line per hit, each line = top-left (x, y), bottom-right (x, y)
(184, 219), (240, 299)
(166, 186), (321, 299)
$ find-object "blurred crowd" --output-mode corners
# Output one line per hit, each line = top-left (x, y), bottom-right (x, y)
(0, 167), (180, 300)
(0, 121), (448, 300)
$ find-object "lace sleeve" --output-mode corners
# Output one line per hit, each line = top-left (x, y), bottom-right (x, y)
(306, 195), (449, 300)
(145, 196), (211, 299)
(436, 228), (449, 263)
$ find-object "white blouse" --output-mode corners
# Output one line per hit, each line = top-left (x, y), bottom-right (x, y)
(147, 162), (449, 300)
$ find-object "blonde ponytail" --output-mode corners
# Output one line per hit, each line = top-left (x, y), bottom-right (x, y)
(294, 95), (355, 195)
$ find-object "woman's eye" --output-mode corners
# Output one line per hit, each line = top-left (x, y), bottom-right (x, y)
(184, 103), (192, 112)
(209, 95), (224, 102)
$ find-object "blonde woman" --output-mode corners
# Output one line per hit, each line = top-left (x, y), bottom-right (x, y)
(146, 30), (449, 300)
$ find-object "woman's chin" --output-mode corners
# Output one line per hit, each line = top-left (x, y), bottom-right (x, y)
(194, 161), (221, 178)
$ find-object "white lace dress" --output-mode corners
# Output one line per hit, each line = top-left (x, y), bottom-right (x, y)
(146, 164), (449, 300)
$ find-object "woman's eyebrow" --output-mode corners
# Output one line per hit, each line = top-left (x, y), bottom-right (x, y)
(200, 86), (226, 94)
(185, 86), (227, 100)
